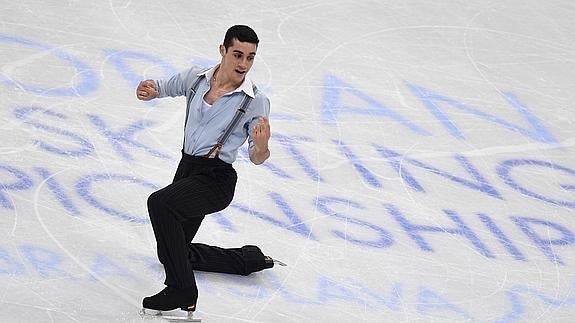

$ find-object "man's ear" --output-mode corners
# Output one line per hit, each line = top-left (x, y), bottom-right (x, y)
(219, 44), (226, 56)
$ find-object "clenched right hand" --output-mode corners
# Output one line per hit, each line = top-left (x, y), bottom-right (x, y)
(136, 80), (158, 101)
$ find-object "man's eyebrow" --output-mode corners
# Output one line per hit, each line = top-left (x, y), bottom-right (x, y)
(232, 49), (257, 56)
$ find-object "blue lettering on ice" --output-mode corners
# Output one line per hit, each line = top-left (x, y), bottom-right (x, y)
(443, 209), (494, 258)
(498, 159), (575, 208)
(231, 192), (315, 240)
(478, 213), (526, 261)
(508, 284), (575, 307)
(273, 134), (322, 182)
(19, 245), (72, 278)
(90, 254), (135, 281)
(0, 34), (98, 96)
(348, 278), (402, 311)
(224, 275), (269, 299)
(0, 248), (25, 275)
(0, 163), (33, 209)
(321, 74), (430, 136)
(76, 173), (159, 223)
(495, 283), (575, 323)
(494, 290), (524, 323)
(87, 114), (172, 161)
(316, 196), (394, 248)
(333, 140), (382, 188)
(374, 144), (502, 199)
(385, 204), (494, 258)
(128, 254), (164, 281)
(14, 107), (94, 157)
(210, 212), (236, 232)
(511, 216), (575, 265)
(317, 276), (371, 308)
(416, 288), (472, 320)
(265, 272), (320, 304)
(104, 49), (177, 106)
(406, 83), (557, 145)
(238, 147), (293, 179)
(34, 167), (81, 216)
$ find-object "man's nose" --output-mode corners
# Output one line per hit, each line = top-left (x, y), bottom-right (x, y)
(238, 57), (248, 68)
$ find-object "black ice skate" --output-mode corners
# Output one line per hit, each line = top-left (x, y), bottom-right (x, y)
(240, 245), (286, 273)
(140, 286), (201, 322)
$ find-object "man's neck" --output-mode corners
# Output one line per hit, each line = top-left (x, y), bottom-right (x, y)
(212, 67), (243, 91)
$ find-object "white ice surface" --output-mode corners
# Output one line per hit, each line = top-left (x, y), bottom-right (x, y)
(1, 1), (575, 322)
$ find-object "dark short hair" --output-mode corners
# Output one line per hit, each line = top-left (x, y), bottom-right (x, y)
(223, 25), (259, 49)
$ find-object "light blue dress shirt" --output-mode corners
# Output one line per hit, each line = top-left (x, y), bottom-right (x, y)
(156, 65), (270, 164)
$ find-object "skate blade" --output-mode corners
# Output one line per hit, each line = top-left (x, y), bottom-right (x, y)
(140, 308), (201, 322)
(274, 259), (287, 267)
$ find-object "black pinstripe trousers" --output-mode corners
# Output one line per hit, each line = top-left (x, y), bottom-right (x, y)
(147, 152), (269, 289)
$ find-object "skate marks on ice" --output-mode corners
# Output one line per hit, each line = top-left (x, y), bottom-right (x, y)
(140, 308), (201, 322)
(1, 0), (575, 322)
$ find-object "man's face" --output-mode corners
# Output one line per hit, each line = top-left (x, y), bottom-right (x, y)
(219, 39), (257, 84)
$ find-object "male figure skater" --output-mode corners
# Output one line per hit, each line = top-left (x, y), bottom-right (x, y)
(136, 25), (282, 316)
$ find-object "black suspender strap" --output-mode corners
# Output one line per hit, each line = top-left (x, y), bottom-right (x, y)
(183, 75), (205, 136)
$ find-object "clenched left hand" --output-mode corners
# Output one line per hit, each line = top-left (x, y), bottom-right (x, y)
(252, 117), (271, 152)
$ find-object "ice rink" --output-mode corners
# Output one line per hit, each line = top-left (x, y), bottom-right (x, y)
(1, 1), (575, 322)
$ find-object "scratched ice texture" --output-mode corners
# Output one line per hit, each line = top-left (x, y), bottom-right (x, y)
(1, 1), (574, 322)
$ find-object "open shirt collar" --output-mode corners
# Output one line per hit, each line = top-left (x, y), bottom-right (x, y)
(200, 64), (255, 98)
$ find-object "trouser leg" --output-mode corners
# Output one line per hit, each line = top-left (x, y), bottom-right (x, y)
(182, 217), (270, 276)
(147, 161), (236, 289)
(188, 243), (270, 276)
(182, 216), (204, 243)
(148, 187), (197, 289)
